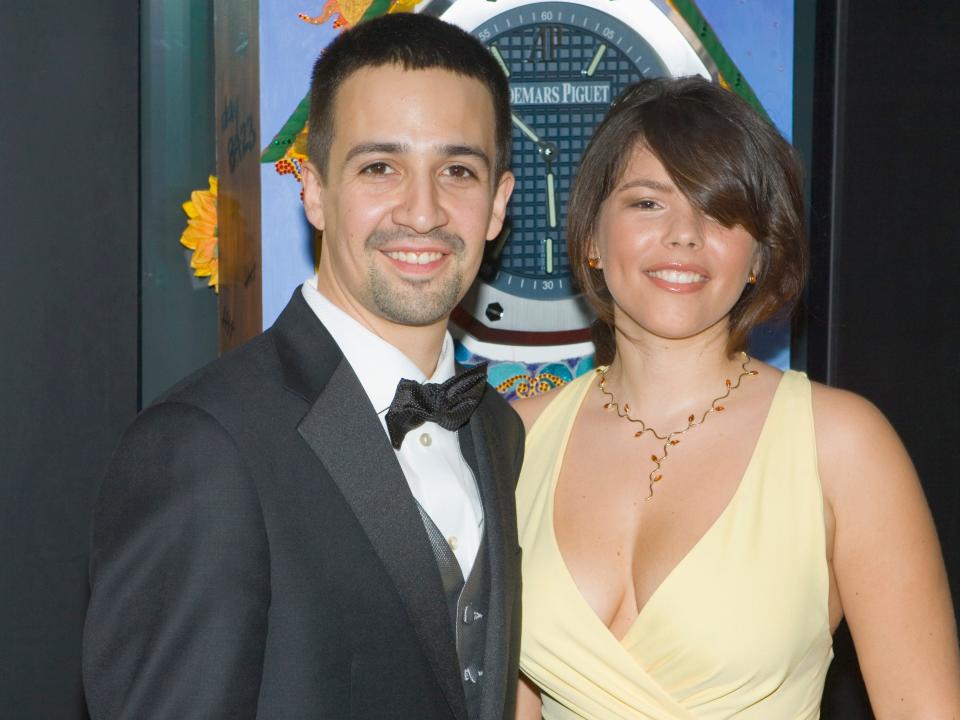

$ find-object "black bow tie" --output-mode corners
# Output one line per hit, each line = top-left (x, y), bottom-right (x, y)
(384, 363), (488, 450)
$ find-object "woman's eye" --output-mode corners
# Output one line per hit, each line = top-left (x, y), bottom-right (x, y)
(361, 162), (393, 176)
(633, 199), (662, 210)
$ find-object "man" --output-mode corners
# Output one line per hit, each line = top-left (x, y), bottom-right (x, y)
(83, 13), (522, 720)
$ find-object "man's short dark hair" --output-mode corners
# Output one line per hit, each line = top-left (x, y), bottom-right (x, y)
(307, 13), (512, 182)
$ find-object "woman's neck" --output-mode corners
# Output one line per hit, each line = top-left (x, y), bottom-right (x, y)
(602, 319), (749, 428)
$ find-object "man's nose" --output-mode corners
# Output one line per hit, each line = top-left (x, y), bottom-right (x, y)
(392, 173), (448, 234)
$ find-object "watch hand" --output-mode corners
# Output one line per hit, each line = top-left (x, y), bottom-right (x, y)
(511, 113), (561, 163)
(514, 112), (560, 275)
(543, 168), (557, 274)
(489, 44), (511, 78)
(511, 113), (541, 144)
(582, 43), (607, 77)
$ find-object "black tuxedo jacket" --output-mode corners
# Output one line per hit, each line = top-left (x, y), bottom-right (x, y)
(83, 291), (525, 720)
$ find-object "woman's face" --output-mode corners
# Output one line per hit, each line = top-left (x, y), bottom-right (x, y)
(592, 144), (758, 345)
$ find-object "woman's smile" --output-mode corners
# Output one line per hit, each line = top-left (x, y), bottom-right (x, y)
(644, 262), (710, 293)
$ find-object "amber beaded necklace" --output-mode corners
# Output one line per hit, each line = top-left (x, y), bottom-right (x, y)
(597, 352), (758, 500)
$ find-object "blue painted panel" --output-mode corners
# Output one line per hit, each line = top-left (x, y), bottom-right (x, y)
(698, 0), (795, 369)
(697, 0), (794, 139)
(259, 3), (336, 327)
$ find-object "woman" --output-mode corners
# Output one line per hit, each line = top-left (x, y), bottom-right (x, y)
(512, 77), (960, 719)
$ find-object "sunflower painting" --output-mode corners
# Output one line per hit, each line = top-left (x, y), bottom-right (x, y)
(180, 175), (219, 292)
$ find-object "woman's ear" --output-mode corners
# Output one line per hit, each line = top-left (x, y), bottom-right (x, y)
(587, 240), (602, 269)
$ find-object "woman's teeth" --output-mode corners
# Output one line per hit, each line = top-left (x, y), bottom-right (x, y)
(386, 251), (443, 265)
(647, 269), (707, 284)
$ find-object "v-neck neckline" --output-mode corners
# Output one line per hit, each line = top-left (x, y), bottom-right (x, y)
(547, 369), (790, 649)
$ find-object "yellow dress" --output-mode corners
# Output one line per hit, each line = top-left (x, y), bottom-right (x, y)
(517, 370), (834, 719)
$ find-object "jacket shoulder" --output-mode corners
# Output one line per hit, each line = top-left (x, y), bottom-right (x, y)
(152, 331), (282, 420)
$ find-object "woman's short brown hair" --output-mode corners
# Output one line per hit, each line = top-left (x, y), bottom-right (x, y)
(568, 76), (807, 362)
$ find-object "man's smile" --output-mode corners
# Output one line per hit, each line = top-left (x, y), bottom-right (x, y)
(384, 250), (446, 265)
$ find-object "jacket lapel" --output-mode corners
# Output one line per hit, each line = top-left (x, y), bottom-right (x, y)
(273, 292), (469, 720)
(459, 395), (517, 720)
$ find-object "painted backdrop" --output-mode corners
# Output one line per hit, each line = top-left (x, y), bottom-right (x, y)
(258, 0), (796, 386)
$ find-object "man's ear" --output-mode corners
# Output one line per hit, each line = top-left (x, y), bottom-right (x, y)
(486, 171), (515, 241)
(301, 161), (326, 232)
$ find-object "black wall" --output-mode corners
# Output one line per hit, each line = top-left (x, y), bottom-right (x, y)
(809, 1), (960, 717)
(0, 2), (139, 717)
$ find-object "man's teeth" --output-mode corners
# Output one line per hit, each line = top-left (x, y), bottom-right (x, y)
(647, 269), (706, 284)
(386, 251), (443, 265)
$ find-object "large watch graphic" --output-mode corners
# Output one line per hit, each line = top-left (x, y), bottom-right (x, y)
(432, 0), (709, 368)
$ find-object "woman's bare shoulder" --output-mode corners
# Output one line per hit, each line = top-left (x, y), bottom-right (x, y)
(809, 380), (915, 502)
(809, 381), (902, 453)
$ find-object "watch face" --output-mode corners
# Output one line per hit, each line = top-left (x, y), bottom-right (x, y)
(440, 0), (707, 366)
(474, 1), (666, 302)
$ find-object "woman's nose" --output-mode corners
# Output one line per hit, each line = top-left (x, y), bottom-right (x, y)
(664, 211), (705, 249)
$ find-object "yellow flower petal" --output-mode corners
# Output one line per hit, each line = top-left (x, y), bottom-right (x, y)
(179, 175), (219, 291)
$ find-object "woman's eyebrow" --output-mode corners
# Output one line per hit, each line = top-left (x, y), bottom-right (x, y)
(616, 178), (675, 193)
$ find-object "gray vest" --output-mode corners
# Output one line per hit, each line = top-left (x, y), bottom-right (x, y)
(416, 504), (490, 720)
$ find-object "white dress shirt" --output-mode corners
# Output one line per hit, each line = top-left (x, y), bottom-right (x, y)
(301, 278), (484, 578)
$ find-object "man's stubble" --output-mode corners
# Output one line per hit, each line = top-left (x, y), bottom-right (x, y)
(365, 229), (471, 326)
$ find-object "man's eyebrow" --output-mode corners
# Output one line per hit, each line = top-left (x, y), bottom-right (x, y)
(342, 142), (491, 170)
(437, 144), (491, 169)
(617, 178), (675, 193)
(342, 142), (409, 166)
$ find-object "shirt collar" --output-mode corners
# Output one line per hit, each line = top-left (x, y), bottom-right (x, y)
(300, 277), (455, 416)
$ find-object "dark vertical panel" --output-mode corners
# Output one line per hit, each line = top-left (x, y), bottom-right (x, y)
(0, 1), (139, 718)
(833, 0), (960, 604)
(141, 0), (218, 404)
(806, 1), (960, 717)
(794, 0), (840, 383)
(214, 0), (262, 352)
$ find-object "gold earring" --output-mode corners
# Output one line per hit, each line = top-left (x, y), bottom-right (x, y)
(587, 256), (601, 269)
(748, 272), (757, 285)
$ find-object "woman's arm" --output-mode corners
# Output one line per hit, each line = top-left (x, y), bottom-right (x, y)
(515, 673), (543, 720)
(815, 384), (960, 717)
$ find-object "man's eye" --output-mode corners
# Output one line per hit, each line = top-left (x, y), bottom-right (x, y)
(444, 165), (476, 180)
(361, 162), (393, 176)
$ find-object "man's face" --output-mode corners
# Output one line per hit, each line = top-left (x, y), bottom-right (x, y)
(302, 65), (513, 331)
